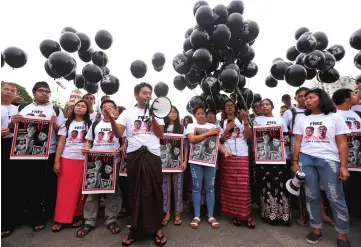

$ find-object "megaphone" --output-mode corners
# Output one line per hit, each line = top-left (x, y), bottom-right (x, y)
(149, 97), (172, 118)
(286, 171), (306, 196)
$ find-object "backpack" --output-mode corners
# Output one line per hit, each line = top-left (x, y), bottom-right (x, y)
(18, 103), (61, 116)
(290, 108), (305, 131)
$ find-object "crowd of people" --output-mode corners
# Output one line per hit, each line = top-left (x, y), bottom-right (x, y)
(1, 80), (361, 247)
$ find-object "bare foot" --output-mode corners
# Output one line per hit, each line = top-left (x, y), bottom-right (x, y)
(321, 215), (335, 226)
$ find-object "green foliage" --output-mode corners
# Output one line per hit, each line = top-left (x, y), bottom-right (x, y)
(1, 81), (32, 103)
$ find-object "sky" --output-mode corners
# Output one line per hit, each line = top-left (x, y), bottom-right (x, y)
(1, 0), (360, 118)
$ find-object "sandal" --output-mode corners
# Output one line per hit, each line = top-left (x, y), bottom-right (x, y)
(122, 235), (136, 246)
(232, 218), (242, 226)
(107, 222), (121, 234)
(190, 217), (200, 229)
(32, 224), (45, 232)
(155, 234), (167, 246)
(162, 213), (170, 227)
(174, 215), (182, 226)
(72, 217), (84, 228)
(52, 223), (64, 233)
(1, 230), (13, 239)
(208, 217), (220, 229)
(244, 219), (256, 229)
(76, 224), (94, 238)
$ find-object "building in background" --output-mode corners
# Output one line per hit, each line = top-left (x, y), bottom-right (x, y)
(307, 76), (356, 96)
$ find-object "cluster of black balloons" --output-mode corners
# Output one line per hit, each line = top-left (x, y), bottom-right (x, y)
(130, 52), (166, 79)
(40, 27), (119, 95)
(1, 47), (28, 69)
(350, 28), (361, 85)
(172, 0), (260, 113)
(266, 27), (345, 87)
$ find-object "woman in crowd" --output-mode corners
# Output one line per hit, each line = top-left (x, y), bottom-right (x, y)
(186, 105), (229, 230)
(52, 100), (92, 232)
(182, 115), (193, 212)
(64, 105), (75, 119)
(162, 106), (187, 226)
(219, 99), (255, 228)
(253, 98), (291, 226)
(292, 88), (351, 247)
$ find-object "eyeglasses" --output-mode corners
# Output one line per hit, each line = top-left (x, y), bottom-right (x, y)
(225, 104), (235, 108)
(37, 89), (51, 94)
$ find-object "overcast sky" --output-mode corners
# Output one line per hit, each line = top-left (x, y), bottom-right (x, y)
(1, 0), (360, 117)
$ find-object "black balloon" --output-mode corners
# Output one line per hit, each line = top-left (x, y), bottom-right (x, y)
(95, 30), (113, 50)
(44, 60), (60, 79)
(201, 76), (220, 95)
(355, 51), (361, 70)
(154, 66), (163, 72)
(237, 74), (246, 89)
(223, 63), (240, 72)
(76, 32), (91, 52)
(304, 50), (326, 70)
(195, 6), (214, 30)
(84, 81), (99, 94)
(285, 61), (293, 67)
(350, 28), (361, 50)
(227, 13), (244, 38)
(207, 59), (219, 74)
(265, 75), (278, 88)
(240, 20), (259, 43)
(1, 52), (4, 68)
(317, 68), (340, 83)
(313, 31), (328, 50)
(295, 27), (310, 40)
(213, 4), (228, 25)
(82, 64), (103, 83)
(185, 28), (193, 38)
(100, 75), (120, 95)
(130, 60), (147, 79)
(185, 49), (195, 59)
(249, 40), (255, 46)
(323, 51), (336, 70)
(227, 0), (245, 15)
(62, 27), (77, 34)
(154, 82), (169, 97)
(238, 47), (255, 65)
(190, 29), (211, 49)
(40, 39), (61, 58)
(253, 93), (262, 102)
(3, 47), (28, 69)
(295, 53), (306, 65)
(270, 60), (288, 80)
(64, 67), (77, 81)
(193, 1), (209, 15)
(206, 94), (223, 111)
(272, 58), (284, 64)
(186, 80), (198, 90)
(355, 74), (361, 84)
(193, 48), (212, 70)
(173, 53), (191, 74)
(60, 32), (81, 53)
(242, 61), (258, 78)
(327, 45), (345, 61)
(173, 75), (187, 91)
(74, 74), (85, 88)
(185, 66), (206, 84)
(286, 46), (300, 61)
(78, 48), (93, 63)
(189, 97), (204, 115)
(152, 52), (166, 69)
(241, 88), (254, 107)
(296, 33), (317, 53)
(305, 67), (317, 80)
(285, 65), (307, 87)
(48, 51), (75, 77)
(102, 66), (110, 75)
(230, 39), (249, 57)
(220, 69), (239, 91)
(212, 24), (231, 49)
(92, 51), (108, 67)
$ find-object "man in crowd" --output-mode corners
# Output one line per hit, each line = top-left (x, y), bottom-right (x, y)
(83, 93), (100, 121)
(280, 105), (289, 116)
(282, 94), (292, 109)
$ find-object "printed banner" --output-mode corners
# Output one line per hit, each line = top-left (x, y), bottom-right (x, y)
(10, 117), (53, 160)
(160, 133), (184, 172)
(347, 132), (361, 172)
(119, 147), (127, 177)
(189, 128), (219, 167)
(82, 151), (117, 194)
(253, 125), (286, 164)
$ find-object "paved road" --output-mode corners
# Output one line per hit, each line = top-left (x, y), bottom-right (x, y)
(2, 212), (361, 247)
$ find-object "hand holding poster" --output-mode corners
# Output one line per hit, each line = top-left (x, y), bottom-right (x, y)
(82, 151), (117, 194)
(346, 132), (361, 172)
(10, 117), (53, 160)
(189, 128), (219, 167)
(253, 125), (286, 164)
(160, 133), (184, 172)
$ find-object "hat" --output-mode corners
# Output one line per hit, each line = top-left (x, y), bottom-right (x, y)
(32, 81), (50, 94)
(286, 171), (306, 196)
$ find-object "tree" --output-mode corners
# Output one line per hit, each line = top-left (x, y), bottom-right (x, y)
(1, 81), (32, 103)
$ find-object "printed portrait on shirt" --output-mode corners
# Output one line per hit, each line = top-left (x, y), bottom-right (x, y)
(131, 115), (154, 135)
(67, 125), (87, 143)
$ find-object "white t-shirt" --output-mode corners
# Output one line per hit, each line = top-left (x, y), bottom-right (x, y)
(1, 104), (19, 138)
(117, 107), (165, 156)
(89, 112), (98, 122)
(19, 103), (65, 153)
(336, 109), (361, 131)
(58, 120), (88, 160)
(167, 125), (174, 133)
(293, 113), (350, 162)
(351, 105), (361, 112)
(86, 120), (120, 151)
(221, 118), (248, 156)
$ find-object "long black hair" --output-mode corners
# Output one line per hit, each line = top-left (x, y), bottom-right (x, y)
(65, 100), (92, 134)
(304, 88), (336, 116)
(164, 105), (184, 134)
